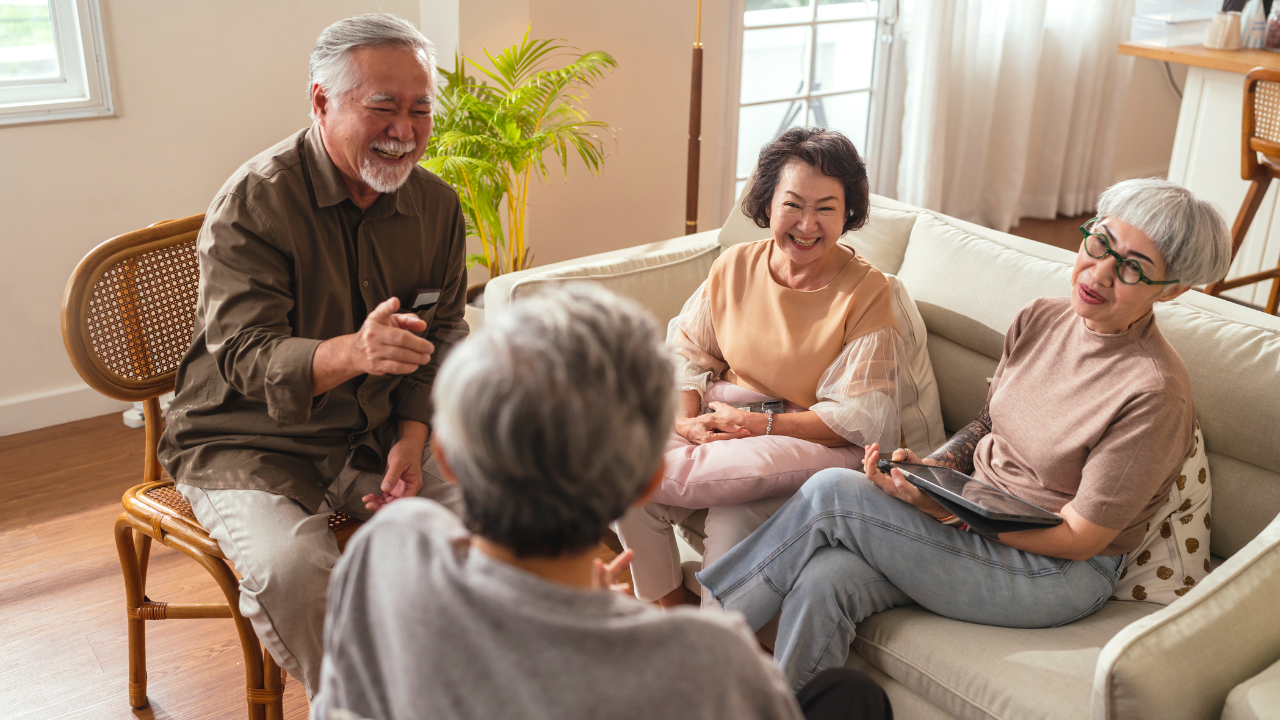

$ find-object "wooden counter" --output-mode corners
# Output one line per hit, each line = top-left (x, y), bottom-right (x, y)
(1118, 41), (1280, 75)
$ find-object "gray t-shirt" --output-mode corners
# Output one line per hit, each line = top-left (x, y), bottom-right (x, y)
(312, 499), (803, 720)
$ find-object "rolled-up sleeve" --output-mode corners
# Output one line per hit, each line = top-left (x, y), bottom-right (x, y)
(394, 201), (469, 425)
(667, 281), (727, 397)
(199, 194), (321, 425)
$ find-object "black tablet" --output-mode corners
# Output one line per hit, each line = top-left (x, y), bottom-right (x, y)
(879, 461), (1062, 533)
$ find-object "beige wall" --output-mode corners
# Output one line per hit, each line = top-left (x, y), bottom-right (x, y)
(0, 0), (417, 434)
(451, 0), (732, 275)
(523, 0), (733, 268)
(1113, 57), (1186, 182)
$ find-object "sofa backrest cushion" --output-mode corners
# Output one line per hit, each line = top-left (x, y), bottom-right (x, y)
(483, 233), (721, 329)
(893, 208), (1280, 559)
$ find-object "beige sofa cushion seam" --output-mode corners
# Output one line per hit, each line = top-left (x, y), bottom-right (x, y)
(857, 636), (999, 720)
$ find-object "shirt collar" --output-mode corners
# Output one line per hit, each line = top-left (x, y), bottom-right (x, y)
(305, 124), (421, 216)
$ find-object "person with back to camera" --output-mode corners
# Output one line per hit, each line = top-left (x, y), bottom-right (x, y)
(695, 178), (1234, 689)
(615, 127), (905, 609)
(310, 285), (894, 720)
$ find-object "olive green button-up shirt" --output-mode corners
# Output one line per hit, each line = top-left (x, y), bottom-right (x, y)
(158, 126), (468, 511)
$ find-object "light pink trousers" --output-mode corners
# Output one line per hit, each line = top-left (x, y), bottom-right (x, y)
(615, 382), (863, 602)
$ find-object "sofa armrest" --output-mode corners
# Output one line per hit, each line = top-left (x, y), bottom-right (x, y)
(1223, 655), (1280, 720)
(1092, 512), (1280, 719)
(482, 230), (722, 328)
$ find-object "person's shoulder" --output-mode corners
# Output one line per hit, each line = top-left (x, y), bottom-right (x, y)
(406, 164), (461, 203)
(1136, 316), (1194, 399)
(214, 128), (310, 205)
(1023, 295), (1072, 322)
(347, 499), (468, 562)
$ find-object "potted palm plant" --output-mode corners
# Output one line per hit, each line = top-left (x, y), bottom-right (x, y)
(421, 31), (617, 284)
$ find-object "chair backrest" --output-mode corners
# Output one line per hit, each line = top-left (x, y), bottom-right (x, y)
(61, 214), (204, 482)
(1241, 67), (1280, 180)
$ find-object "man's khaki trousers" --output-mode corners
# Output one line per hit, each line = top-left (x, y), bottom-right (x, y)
(178, 450), (460, 698)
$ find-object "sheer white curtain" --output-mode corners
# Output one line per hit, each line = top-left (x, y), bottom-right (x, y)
(895, 0), (1135, 232)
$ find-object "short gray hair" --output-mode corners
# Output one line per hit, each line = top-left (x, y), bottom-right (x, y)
(308, 14), (437, 107)
(432, 284), (676, 558)
(1096, 178), (1232, 287)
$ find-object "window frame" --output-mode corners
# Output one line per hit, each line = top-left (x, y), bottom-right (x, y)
(722, 0), (898, 217)
(0, 0), (113, 127)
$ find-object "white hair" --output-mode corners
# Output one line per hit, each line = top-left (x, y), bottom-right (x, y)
(1096, 178), (1233, 288)
(432, 284), (677, 558)
(308, 14), (437, 119)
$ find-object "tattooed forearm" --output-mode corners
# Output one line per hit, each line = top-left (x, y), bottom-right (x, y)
(926, 403), (991, 474)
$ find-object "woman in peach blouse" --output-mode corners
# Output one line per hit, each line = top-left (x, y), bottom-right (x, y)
(614, 128), (904, 607)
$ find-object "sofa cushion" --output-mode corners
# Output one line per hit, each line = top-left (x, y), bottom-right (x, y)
(484, 233), (721, 328)
(1223, 655), (1280, 720)
(887, 274), (946, 454)
(850, 198), (921, 276)
(1150, 294), (1280, 558)
(1114, 422), (1213, 604)
(852, 601), (1159, 720)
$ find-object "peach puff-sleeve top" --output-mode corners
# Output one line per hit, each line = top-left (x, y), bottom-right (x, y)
(669, 239), (903, 449)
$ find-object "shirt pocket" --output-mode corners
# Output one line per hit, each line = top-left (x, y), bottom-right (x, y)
(415, 304), (438, 334)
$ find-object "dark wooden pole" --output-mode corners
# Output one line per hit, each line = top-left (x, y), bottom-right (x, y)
(685, 0), (703, 235)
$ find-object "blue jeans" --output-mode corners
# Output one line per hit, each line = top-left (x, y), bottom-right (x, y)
(696, 469), (1123, 690)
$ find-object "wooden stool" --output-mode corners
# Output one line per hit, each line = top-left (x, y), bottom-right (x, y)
(1205, 67), (1280, 314)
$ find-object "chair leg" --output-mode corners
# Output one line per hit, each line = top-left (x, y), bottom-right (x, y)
(135, 532), (152, 598)
(1267, 274), (1280, 314)
(1208, 170), (1272, 296)
(263, 649), (285, 720)
(114, 515), (149, 709)
(189, 547), (269, 720)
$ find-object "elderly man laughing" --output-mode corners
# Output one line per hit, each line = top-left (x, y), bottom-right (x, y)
(157, 14), (466, 697)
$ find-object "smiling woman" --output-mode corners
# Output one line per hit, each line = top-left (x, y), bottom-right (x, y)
(614, 127), (905, 608)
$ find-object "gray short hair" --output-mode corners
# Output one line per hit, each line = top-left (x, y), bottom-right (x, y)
(1096, 178), (1232, 287)
(308, 14), (437, 110)
(432, 285), (676, 558)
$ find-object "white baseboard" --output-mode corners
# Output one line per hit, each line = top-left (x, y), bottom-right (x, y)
(0, 384), (132, 437)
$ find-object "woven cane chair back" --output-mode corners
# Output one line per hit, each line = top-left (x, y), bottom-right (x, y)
(1244, 69), (1280, 177)
(62, 215), (203, 402)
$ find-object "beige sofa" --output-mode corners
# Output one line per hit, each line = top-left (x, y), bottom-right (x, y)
(478, 194), (1280, 720)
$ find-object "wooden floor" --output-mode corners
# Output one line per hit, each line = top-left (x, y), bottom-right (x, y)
(0, 413), (312, 719)
(0, 413), (632, 719)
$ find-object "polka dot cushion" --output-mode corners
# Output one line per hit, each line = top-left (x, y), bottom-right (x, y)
(1113, 421), (1212, 605)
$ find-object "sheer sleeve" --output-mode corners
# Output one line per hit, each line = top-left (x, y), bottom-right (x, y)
(809, 325), (903, 448)
(666, 281), (727, 397)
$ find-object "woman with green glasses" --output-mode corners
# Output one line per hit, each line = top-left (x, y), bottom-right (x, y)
(694, 178), (1234, 689)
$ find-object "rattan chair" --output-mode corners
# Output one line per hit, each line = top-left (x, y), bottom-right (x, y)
(61, 215), (362, 719)
(1205, 67), (1280, 314)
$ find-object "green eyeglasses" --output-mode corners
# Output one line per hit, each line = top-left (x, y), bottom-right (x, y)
(1078, 218), (1179, 286)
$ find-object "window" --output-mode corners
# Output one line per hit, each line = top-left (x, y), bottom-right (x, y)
(0, 0), (112, 126)
(728, 0), (895, 204)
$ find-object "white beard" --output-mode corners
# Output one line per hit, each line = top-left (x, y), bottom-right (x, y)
(360, 140), (416, 193)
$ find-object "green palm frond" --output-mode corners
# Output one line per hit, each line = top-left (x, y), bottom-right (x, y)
(421, 32), (616, 276)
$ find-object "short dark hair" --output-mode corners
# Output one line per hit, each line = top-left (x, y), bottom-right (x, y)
(741, 127), (870, 235)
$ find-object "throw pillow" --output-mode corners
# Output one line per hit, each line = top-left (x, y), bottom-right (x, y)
(885, 274), (947, 456)
(1113, 421), (1212, 604)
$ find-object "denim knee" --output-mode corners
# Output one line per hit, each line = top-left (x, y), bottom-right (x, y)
(802, 468), (880, 511)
